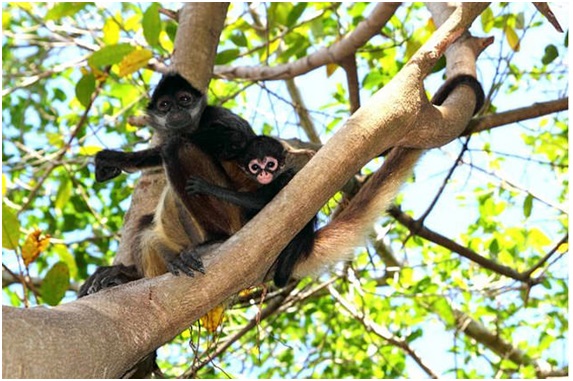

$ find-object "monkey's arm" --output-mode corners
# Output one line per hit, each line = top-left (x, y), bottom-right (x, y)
(95, 147), (162, 182)
(185, 176), (270, 210)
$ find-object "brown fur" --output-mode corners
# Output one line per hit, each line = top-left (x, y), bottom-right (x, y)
(137, 140), (250, 278)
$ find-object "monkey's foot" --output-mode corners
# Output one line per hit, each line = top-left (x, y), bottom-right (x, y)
(167, 249), (206, 277)
(78, 264), (141, 297)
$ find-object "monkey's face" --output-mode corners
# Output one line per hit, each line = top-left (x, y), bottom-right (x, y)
(240, 136), (286, 185)
(149, 90), (205, 132)
(147, 73), (206, 135)
(247, 156), (281, 185)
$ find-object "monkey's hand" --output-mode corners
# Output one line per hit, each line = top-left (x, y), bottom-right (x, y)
(78, 264), (141, 297)
(166, 248), (206, 277)
(185, 176), (211, 196)
(95, 150), (124, 182)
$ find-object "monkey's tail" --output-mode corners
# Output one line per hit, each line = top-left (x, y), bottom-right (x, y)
(293, 147), (423, 279)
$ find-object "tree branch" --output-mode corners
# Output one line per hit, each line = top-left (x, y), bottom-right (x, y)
(465, 97), (568, 135)
(454, 309), (567, 377)
(387, 205), (543, 284)
(285, 78), (321, 144)
(214, 3), (400, 81)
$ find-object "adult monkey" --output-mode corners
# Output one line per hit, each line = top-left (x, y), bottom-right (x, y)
(80, 72), (266, 294)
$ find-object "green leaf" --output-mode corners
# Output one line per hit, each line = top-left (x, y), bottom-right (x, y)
(480, 7), (494, 32)
(142, 3), (161, 48)
(229, 31), (248, 48)
(45, 3), (90, 21)
(287, 3), (307, 27)
(2, 203), (20, 250)
(488, 238), (499, 256)
(433, 297), (455, 327)
(165, 21), (178, 43)
(215, 49), (240, 65)
(75, 73), (96, 108)
(406, 328), (423, 343)
(541, 44), (558, 65)
(88, 43), (135, 68)
(269, 3), (290, 26)
(41, 262), (70, 306)
(55, 177), (72, 213)
(523, 194), (533, 217)
(53, 244), (78, 280)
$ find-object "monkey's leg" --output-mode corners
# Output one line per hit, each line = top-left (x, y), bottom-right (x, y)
(95, 147), (162, 182)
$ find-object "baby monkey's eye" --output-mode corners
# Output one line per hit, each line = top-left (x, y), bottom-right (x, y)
(249, 163), (260, 173)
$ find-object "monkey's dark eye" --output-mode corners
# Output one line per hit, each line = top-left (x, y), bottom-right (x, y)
(178, 92), (193, 104)
(157, 100), (171, 112)
(249, 163), (260, 173)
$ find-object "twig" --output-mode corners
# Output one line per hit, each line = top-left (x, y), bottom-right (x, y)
(328, 285), (439, 379)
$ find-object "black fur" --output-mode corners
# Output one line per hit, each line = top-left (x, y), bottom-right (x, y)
(431, 74), (485, 114)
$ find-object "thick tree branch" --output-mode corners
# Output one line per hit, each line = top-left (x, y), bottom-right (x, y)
(339, 54), (361, 113)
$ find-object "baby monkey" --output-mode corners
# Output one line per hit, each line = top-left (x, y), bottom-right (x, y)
(185, 136), (317, 287)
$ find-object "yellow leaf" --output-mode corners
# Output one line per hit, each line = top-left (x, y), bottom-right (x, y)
(103, 18), (120, 45)
(2, 174), (7, 196)
(126, 122), (138, 133)
(238, 286), (259, 298)
(22, 229), (51, 266)
(427, 18), (436, 32)
(13, 2), (32, 11)
(326, 63), (338, 78)
(118, 48), (153, 77)
(158, 30), (174, 52)
(200, 304), (226, 333)
(505, 25), (520, 52)
(78, 145), (103, 156)
(557, 242), (568, 254)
